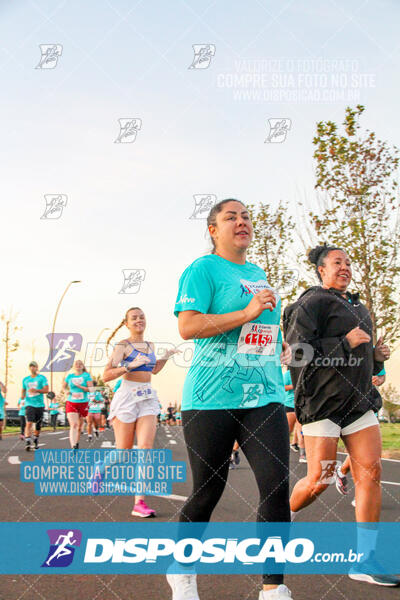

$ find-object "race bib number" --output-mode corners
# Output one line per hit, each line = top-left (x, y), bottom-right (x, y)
(238, 323), (279, 356)
(71, 392), (84, 400)
(27, 383), (38, 397)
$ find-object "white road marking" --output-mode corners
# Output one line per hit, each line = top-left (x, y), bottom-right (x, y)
(59, 436), (69, 440)
(101, 441), (115, 448)
(169, 440), (177, 445)
(8, 456), (21, 465)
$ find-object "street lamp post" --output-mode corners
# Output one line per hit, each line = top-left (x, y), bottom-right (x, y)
(90, 327), (111, 376)
(50, 280), (81, 392)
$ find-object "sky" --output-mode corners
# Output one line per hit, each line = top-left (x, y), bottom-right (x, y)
(1, 0), (400, 407)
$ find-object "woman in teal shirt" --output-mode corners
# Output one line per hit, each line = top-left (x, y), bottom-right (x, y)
(168, 199), (292, 600)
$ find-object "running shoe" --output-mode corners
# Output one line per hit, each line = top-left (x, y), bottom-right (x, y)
(131, 499), (156, 518)
(72, 443), (79, 450)
(34, 437), (39, 450)
(229, 461), (235, 470)
(334, 465), (348, 495)
(259, 584), (292, 598)
(166, 573), (200, 600)
(88, 435), (93, 443)
(95, 430), (99, 438)
(348, 552), (400, 586)
(290, 443), (299, 453)
(25, 440), (31, 452)
(233, 450), (240, 465)
(351, 498), (356, 508)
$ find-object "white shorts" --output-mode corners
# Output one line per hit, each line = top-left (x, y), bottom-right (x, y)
(301, 410), (379, 438)
(108, 380), (160, 424)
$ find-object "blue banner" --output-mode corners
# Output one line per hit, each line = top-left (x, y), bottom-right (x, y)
(0, 523), (399, 575)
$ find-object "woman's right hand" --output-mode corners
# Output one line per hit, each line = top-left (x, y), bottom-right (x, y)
(125, 355), (151, 371)
(243, 290), (276, 321)
(345, 326), (371, 349)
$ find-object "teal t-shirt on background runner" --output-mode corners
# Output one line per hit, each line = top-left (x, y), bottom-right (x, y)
(0, 396), (5, 419)
(18, 398), (26, 417)
(282, 369), (295, 409)
(22, 374), (48, 408)
(174, 254), (285, 411)
(88, 391), (104, 413)
(49, 402), (59, 415)
(65, 372), (92, 403)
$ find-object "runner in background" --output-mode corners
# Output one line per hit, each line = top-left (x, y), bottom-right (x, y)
(47, 392), (59, 431)
(18, 397), (26, 440)
(63, 360), (93, 449)
(283, 368), (307, 464)
(0, 382), (7, 440)
(87, 387), (102, 442)
(103, 307), (178, 518)
(21, 361), (48, 451)
(229, 440), (241, 470)
(166, 403), (176, 425)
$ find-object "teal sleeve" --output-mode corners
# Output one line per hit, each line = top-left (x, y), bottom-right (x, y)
(40, 375), (49, 387)
(174, 262), (214, 317)
(377, 367), (386, 377)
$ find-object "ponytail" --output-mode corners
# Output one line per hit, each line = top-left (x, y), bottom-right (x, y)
(107, 307), (142, 349)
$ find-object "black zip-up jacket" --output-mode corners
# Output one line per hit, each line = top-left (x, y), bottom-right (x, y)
(283, 286), (383, 426)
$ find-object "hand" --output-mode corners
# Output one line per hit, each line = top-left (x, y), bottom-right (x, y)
(345, 327), (371, 349)
(243, 290), (277, 321)
(374, 336), (390, 362)
(280, 341), (292, 365)
(126, 355), (151, 371)
(372, 375), (385, 387)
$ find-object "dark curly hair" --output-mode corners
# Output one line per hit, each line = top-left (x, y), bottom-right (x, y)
(308, 243), (344, 282)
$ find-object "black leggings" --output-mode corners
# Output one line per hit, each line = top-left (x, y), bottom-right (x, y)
(20, 415), (26, 436)
(180, 403), (290, 585)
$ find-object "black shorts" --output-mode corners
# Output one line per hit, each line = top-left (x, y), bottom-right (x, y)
(285, 406), (295, 413)
(25, 406), (44, 429)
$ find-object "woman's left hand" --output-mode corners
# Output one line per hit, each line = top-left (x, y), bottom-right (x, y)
(280, 341), (292, 365)
(374, 337), (390, 361)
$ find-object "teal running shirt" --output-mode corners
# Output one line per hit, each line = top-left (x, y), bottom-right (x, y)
(65, 372), (92, 403)
(282, 369), (295, 408)
(174, 255), (285, 410)
(23, 374), (48, 408)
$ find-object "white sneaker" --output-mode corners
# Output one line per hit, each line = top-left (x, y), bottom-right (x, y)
(259, 584), (292, 599)
(166, 573), (200, 600)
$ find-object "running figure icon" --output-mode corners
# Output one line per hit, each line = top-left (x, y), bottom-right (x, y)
(45, 531), (77, 566)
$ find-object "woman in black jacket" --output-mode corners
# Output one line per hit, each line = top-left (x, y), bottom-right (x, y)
(284, 244), (398, 586)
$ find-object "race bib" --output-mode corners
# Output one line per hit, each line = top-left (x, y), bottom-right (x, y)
(238, 323), (279, 356)
(27, 383), (38, 397)
(71, 392), (84, 400)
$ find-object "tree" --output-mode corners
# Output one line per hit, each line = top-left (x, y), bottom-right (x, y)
(310, 105), (400, 343)
(247, 201), (305, 304)
(380, 383), (400, 421)
(1, 309), (22, 394)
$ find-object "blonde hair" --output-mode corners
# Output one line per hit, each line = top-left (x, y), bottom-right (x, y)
(106, 307), (143, 349)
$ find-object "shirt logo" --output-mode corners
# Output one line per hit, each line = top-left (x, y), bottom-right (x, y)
(42, 529), (82, 568)
(179, 294), (195, 304)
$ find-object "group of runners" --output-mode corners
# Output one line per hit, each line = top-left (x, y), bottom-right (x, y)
(3, 197), (398, 598)
(17, 360), (110, 450)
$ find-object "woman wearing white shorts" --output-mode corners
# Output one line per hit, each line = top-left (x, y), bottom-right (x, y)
(103, 306), (177, 517)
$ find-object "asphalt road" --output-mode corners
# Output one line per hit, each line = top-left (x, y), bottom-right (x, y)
(1, 425), (399, 600)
